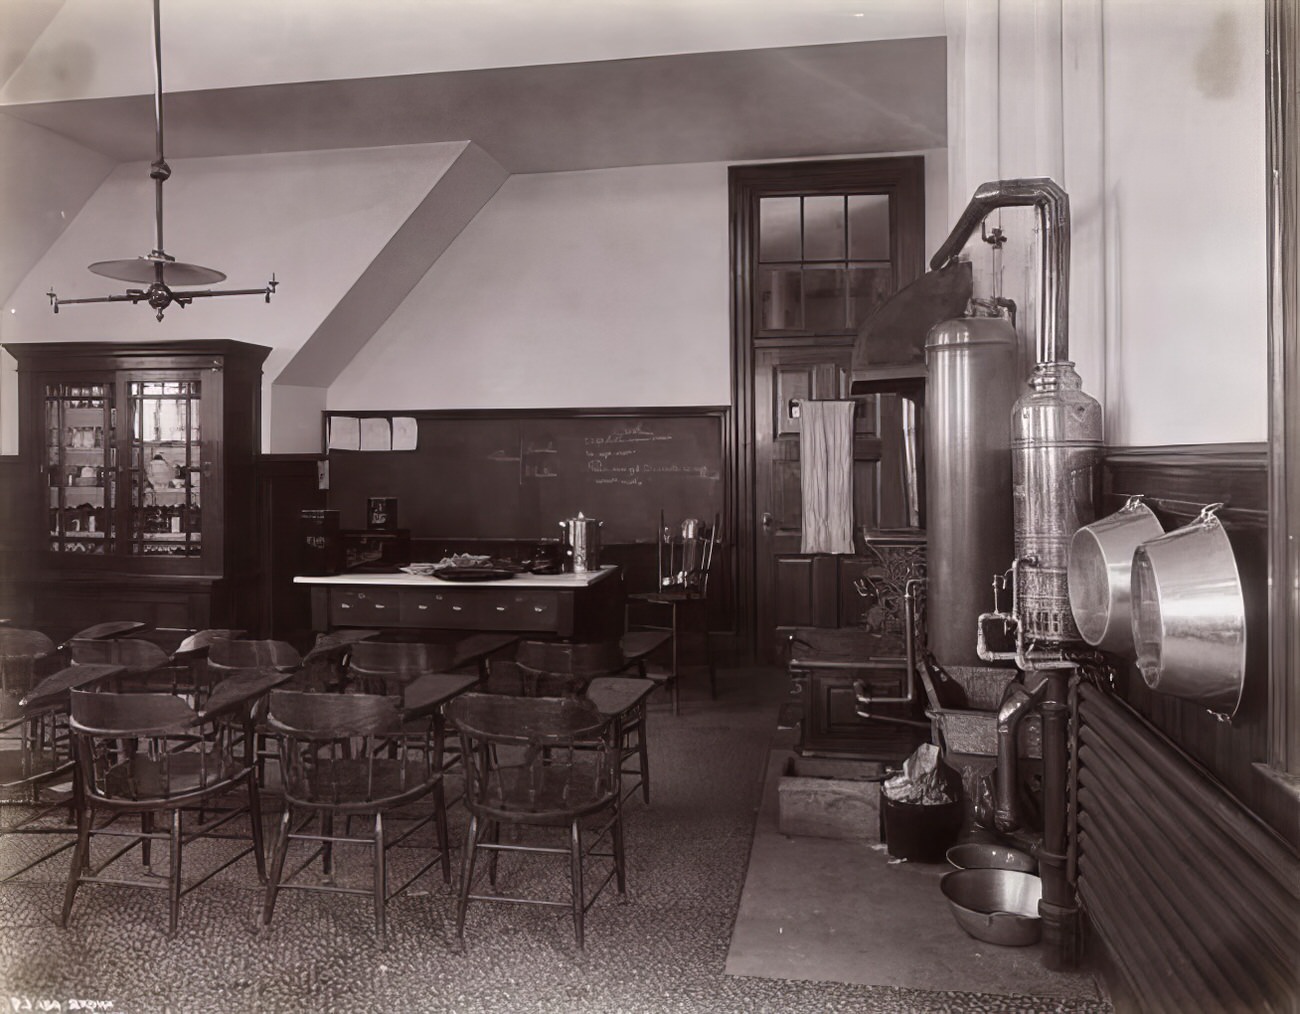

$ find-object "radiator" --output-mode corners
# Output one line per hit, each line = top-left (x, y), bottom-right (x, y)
(1076, 684), (1299, 1013)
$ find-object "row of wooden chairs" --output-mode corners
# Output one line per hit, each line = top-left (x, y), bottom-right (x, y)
(1, 624), (660, 947)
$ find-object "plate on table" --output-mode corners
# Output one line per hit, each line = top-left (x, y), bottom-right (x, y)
(433, 566), (517, 582)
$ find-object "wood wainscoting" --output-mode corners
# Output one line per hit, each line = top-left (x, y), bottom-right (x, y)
(1084, 443), (1299, 1011)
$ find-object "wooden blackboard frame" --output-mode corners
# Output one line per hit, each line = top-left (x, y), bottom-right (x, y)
(320, 406), (732, 546)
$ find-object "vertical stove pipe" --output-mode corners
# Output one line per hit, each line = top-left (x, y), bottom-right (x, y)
(932, 178), (1098, 972)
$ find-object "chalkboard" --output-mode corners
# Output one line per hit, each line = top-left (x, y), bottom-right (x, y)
(324, 409), (727, 543)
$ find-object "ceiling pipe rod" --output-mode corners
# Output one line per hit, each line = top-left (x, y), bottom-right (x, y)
(151, 0), (168, 262)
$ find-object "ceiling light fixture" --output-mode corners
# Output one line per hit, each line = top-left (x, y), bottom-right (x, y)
(47, 0), (277, 322)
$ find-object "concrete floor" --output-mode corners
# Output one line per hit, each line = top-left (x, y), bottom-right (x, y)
(725, 728), (1107, 1006)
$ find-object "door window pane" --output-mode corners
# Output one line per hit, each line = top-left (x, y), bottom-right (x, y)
(848, 265), (895, 328)
(758, 197), (802, 262)
(803, 196), (847, 261)
(803, 267), (848, 332)
(847, 195), (891, 261)
(758, 266), (803, 330)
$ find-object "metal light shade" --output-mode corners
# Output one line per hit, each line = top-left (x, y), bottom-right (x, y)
(89, 259), (227, 286)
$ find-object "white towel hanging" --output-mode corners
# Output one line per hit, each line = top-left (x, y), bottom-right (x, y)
(799, 400), (856, 554)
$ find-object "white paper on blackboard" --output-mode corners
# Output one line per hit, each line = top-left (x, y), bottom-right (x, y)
(360, 417), (392, 451)
(392, 417), (418, 451)
(327, 416), (360, 451)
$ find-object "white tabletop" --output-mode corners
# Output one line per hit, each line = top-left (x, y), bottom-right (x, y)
(294, 565), (618, 590)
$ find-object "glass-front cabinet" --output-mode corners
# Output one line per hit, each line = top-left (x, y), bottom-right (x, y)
(127, 377), (203, 557)
(45, 373), (207, 558)
(6, 340), (270, 640)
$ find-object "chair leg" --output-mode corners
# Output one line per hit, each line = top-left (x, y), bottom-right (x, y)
(321, 811), (334, 882)
(612, 804), (627, 896)
(670, 602), (680, 717)
(702, 605), (716, 700)
(570, 820), (584, 949)
(433, 777), (450, 883)
(59, 801), (92, 928)
(167, 808), (183, 936)
(246, 770), (266, 881)
(455, 814), (480, 941)
(487, 820), (500, 888)
(635, 718), (651, 804)
(141, 810), (154, 871)
(373, 811), (386, 942)
(262, 806), (292, 926)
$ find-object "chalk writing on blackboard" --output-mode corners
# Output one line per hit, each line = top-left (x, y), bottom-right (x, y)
(486, 449), (521, 463)
(585, 423), (673, 446)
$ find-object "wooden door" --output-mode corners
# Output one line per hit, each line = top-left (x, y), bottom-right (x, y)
(731, 158), (927, 663)
(755, 344), (914, 660)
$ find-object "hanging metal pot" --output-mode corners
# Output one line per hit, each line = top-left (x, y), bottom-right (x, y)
(1129, 504), (1246, 720)
(1067, 495), (1164, 657)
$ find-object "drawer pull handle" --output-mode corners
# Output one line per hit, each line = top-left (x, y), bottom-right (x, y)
(496, 606), (506, 612)
(340, 603), (351, 610)
(452, 605), (463, 612)
(418, 604), (428, 610)
(374, 604), (385, 610)
(533, 606), (545, 613)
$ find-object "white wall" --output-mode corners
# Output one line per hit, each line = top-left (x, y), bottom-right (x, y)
(944, 0), (1267, 448)
(329, 151), (950, 415)
(1101, 0), (1266, 446)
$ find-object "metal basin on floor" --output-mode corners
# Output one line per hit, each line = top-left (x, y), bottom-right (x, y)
(945, 842), (1037, 874)
(940, 868), (1042, 946)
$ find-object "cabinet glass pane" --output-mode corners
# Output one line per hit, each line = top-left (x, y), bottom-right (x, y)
(128, 380), (202, 557)
(847, 195), (891, 261)
(758, 197), (801, 262)
(803, 196), (846, 261)
(44, 382), (115, 555)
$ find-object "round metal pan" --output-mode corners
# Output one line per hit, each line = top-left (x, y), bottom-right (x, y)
(1067, 494), (1164, 657)
(1130, 504), (1246, 720)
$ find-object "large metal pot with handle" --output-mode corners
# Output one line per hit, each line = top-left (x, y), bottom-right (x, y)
(1067, 495), (1164, 657)
(1129, 503), (1246, 720)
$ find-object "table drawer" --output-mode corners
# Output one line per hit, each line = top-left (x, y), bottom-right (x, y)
(329, 588), (401, 626)
(400, 588), (559, 630)
(482, 590), (559, 631)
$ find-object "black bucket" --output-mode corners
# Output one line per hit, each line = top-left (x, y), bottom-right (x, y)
(880, 767), (964, 862)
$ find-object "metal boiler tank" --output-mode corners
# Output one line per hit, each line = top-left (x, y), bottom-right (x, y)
(924, 305), (1020, 668)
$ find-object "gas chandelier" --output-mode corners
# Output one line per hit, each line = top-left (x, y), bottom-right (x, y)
(47, 0), (277, 322)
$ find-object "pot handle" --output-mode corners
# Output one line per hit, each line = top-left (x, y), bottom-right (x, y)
(1196, 502), (1225, 525)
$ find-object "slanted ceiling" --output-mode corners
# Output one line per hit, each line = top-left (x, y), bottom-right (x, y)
(0, 0), (946, 390)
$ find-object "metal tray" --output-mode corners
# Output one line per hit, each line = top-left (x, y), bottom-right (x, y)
(433, 566), (516, 582)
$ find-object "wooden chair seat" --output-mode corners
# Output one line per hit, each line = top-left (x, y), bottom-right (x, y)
(103, 748), (246, 801)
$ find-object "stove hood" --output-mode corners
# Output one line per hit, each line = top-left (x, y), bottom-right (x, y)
(849, 259), (973, 396)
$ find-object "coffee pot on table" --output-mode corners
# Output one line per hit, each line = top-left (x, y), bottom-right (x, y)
(558, 513), (603, 574)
